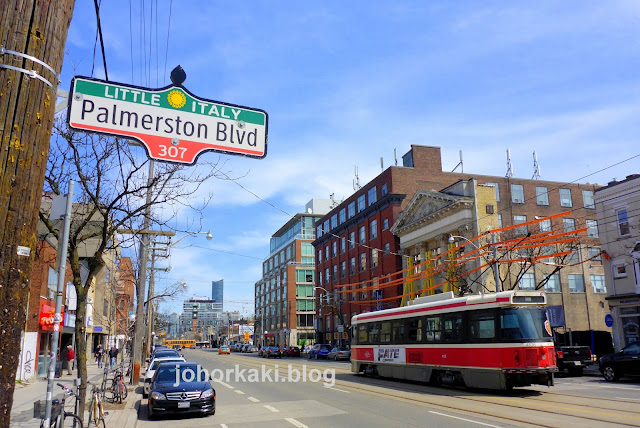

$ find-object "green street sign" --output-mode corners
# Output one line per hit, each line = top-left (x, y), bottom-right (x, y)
(67, 76), (268, 164)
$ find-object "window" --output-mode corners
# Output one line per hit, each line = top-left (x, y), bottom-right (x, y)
(544, 273), (561, 292)
(331, 214), (338, 229)
(47, 267), (58, 300)
(568, 274), (585, 292)
(317, 225), (323, 238)
(591, 274), (606, 293)
(616, 208), (630, 236)
(425, 317), (441, 342)
(340, 237), (346, 253)
(359, 226), (366, 243)
(486, 182), (500, 202)
(383, 218), (389, 230)
(383, 243), (390, 254)
(339, 208), (346, 224)
(536, 187), (549, 205)
(103, 300), (109, 316)
(349, 231), (355, 249)
(563, 218), (576, 233)
(612, 260), (627, 278)
(317, 250), (322, 263)
(340, 261), (346, 278)
(586, 219), (598, 238)
(332, 265), (338, 280)
(357, 195), (366, 212)
(371, 249), (379, 268)
(511, 184), (525, 203)
(582, 190), (595, 209)
(498, 214), (503, 228)
(360, 253), (367, 272)
(323, 220), (329, 235)
(381, 183), (388, 196)
(469, 311), (496, 340)
(348, 202), (356, 219)
(518, 272), (536, 290)
(559, 188), (572, 207)
(408, 318), (423, 342)
(588, 247), (602, 262)
(540, 219), (552, 232)
(370, 220), (377, 239)
(318, 271), (323, 286)
(368, 187), (377, 206)
(332, 241), (337, 257)
(324, 246), (329, 260)
(325, 268), (330, 283)
(443, 315), (464, 342)
(296, 270), (315, 283)
(380, 322), (391, 343)
(514, 215), (527, 234)
(350, 257), (356, 275)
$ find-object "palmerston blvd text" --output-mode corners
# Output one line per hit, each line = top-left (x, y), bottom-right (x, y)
(80, 99), (258, 146)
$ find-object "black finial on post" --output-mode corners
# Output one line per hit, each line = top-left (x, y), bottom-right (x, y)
(170, 65), (187, 86)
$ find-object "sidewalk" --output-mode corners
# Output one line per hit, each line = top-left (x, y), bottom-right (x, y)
(10, 360), (141, 427)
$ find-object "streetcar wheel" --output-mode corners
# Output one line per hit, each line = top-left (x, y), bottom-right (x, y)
(602, 365), (620, 382)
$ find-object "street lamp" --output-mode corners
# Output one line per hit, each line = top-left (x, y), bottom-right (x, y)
(448, 234), (500, 292)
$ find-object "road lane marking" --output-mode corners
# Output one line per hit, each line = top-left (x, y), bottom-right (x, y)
(323, 385), (351, 393)
(285, 417), (308, 428)
(248, 396), (260, 402)
(214, 380), (235, 389)
(220, 425), (229, 428)
(264, 405), (280, 413)
(616, 396), (640, 401)
(429, 411), (502, 428)
(234, 390), (245, 395)
(599, 385), (640, 391)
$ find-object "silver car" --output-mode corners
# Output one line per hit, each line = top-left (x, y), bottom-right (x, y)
(327, 347), (351, 361)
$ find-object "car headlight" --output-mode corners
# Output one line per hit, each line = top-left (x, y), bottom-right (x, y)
(151, 392), (166, 400)
(200, 388), (215, 399)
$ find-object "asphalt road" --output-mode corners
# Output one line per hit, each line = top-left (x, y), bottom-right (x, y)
(137, 349), (640, 428)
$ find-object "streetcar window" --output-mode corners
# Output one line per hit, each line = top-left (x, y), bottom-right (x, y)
(408, 318), (422, 342)
(380, 322), (392, 343)
(499, 308), (549, 341)
(425, 316), (441, 342)
(469, 310), (496, 340)
(392, 321), (406, 343)
(368, 322), (380, 343)
(352, 326), (358, 344)
(443, 314), (465, 342)
(358, 325), (368, 343)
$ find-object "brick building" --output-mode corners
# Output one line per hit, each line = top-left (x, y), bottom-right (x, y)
(313, 145), (611, 354)
(115, 257), (135, 351)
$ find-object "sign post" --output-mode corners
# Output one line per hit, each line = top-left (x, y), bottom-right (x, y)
(67, 76), (268, 165)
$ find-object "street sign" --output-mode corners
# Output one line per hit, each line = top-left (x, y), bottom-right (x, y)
(67, 76), (268, 165)
(605, 314), (614, 327)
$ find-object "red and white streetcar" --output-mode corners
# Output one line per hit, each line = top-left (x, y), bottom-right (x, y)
(350, 290), (557, 390)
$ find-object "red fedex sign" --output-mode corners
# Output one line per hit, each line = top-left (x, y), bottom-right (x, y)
(67, 77), (268, 165)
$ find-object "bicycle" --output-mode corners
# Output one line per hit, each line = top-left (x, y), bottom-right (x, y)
(110, 367), (128, 403)
(35, 383), (83, 428)
(86, 382), (107, 428)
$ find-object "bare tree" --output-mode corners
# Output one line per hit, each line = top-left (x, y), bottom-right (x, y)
(38, 119), (228, 421)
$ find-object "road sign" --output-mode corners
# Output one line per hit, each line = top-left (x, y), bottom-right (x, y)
(605, 314), (614, 327)
(67, 76), (268, 165)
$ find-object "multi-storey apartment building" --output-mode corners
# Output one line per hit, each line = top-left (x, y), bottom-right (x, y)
(594, 174), (640, 351)
(313, 145), (610, 353)
(255, 200), (331, 348)
(180, 297), (221, 336)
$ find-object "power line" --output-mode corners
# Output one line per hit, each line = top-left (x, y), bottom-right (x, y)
(93, 0), (109, 80)
(163, 0), (173, 86)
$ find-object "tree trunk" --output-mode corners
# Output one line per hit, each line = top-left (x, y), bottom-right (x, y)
(0, 1), (75, 425)
(73, 280), (88, 423)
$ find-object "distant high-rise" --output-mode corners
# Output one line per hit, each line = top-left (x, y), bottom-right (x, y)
(211, 280), (223, 313)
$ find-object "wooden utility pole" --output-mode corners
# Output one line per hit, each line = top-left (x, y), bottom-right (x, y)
(0, 1), (75, 424)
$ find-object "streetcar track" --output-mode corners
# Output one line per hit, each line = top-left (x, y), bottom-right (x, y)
(200, 352), (640, 427)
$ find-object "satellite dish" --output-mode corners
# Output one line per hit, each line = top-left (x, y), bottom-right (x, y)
(307, 208), (313, 213)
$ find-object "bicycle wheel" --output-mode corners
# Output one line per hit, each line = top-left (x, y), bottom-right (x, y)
(120, 379), (128, 399)
(63, 412), (83, 428)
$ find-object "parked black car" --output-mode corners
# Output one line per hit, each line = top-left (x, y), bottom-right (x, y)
(599, 341), (640, 382)
(262, 346), (282, 358)
(148, 362), (216, 419)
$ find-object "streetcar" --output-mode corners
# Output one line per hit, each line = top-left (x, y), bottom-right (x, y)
(350, 290), (557, 390)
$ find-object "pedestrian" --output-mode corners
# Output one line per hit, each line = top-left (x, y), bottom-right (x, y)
(95, 344), (104, 368)
(109, 346), (119, 369)
(66, 345), (75, 375)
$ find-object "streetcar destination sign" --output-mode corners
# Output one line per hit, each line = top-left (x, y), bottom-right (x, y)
(67, 76), (268, 165)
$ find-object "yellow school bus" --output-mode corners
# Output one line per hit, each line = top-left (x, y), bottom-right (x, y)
(163, 339), (196, 349)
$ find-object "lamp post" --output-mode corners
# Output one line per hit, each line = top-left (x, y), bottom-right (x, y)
(448, 234), (500, 293)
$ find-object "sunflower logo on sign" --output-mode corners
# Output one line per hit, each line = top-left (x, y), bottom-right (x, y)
(167, 90), (186, 109)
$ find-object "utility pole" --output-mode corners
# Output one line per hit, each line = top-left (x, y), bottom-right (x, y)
(0, 2), (75, 424)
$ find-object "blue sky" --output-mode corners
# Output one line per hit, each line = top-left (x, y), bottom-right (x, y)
(59, 1), (640, 316)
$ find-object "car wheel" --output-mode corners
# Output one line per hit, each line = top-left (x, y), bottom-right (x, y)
(334, 356), (338, 361)
(315, 354), (318, 360)
(602, 365), (620, 382)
